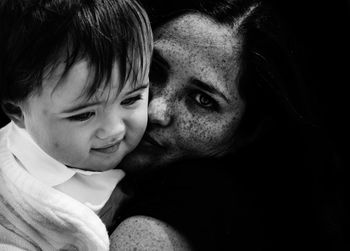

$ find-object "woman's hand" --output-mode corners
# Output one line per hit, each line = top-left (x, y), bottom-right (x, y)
(110, 215), (192, 251)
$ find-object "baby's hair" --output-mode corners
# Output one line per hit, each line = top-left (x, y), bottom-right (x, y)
(0, 0), (152, 105)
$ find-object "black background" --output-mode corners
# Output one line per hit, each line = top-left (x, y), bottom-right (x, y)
(268, 0), (349, 164)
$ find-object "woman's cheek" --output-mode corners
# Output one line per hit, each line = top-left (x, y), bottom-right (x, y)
(176, 115), (230, 153)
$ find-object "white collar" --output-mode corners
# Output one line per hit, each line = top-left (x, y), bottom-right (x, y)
(7, 121), (77, 187)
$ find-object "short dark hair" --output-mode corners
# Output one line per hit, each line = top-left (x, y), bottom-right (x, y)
(0, 0), (152, 106)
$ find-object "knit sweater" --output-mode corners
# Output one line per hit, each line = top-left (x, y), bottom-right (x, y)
(0, 125), (110, 250)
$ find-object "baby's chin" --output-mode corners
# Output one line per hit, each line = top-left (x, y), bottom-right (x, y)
(66, 159), (122, 172)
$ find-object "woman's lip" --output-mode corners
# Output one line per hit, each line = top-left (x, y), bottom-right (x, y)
(143, 134), (163, 148)
(91, 142), (121, 154)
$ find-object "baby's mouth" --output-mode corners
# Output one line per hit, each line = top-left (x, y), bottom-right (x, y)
(91, 141), (121, 154)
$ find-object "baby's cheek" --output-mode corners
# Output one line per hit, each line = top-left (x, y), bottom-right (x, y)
(52, 135), (80, 161)
(53, 141), (60, 149)
(50, 140), (68, 158)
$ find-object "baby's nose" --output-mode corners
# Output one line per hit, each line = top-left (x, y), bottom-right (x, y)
(96, 113), (125, 141)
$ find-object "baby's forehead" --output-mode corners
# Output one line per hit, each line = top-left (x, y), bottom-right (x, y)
(44, 57), (146, 107)
(46, 60), (118, 94)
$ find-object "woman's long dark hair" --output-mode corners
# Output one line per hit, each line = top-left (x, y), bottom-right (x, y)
(124, 0), (345, 250)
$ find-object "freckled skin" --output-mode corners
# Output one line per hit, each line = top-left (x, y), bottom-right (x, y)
(120, 13), (245, 172)
(110, 216), (192, 250)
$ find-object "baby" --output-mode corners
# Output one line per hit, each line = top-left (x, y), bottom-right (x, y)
(0, 0), (152, 250)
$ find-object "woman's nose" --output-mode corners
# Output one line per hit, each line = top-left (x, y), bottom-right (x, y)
(148, 96), (172, 126)
(96, 113), (125, 142)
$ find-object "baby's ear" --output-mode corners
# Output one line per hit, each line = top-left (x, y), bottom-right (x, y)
(1, 102), (25, 128)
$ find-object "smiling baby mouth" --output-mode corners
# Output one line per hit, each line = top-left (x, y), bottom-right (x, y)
(91, 141), (121, 154)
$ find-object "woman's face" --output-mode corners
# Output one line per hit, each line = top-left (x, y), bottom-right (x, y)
(120, 13), (245, 172)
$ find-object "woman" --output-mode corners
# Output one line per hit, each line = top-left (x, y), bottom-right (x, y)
(120, 0), (313, 173)
(112, 0), (344, 250)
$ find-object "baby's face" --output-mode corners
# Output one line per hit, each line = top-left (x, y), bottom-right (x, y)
(19, 60), (148, 171)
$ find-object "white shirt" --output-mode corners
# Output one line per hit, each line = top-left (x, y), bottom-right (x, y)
(6, 121), (125, 214)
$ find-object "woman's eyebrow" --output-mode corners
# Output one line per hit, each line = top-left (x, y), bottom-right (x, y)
(192, 79), (229, 103)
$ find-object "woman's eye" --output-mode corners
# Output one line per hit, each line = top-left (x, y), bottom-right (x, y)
(67, 112), (95, 122)
(121, 95), (142, 106)
(193, 93), (215, 108)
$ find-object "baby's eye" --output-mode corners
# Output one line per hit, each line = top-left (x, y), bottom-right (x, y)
(193, 92), (215, 108)
(67, 112), (95, 122)
(121, 95), (142, 106)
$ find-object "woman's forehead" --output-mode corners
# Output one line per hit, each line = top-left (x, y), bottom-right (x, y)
(153, 13), (242, 100)
(155, 13), (242, 54)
